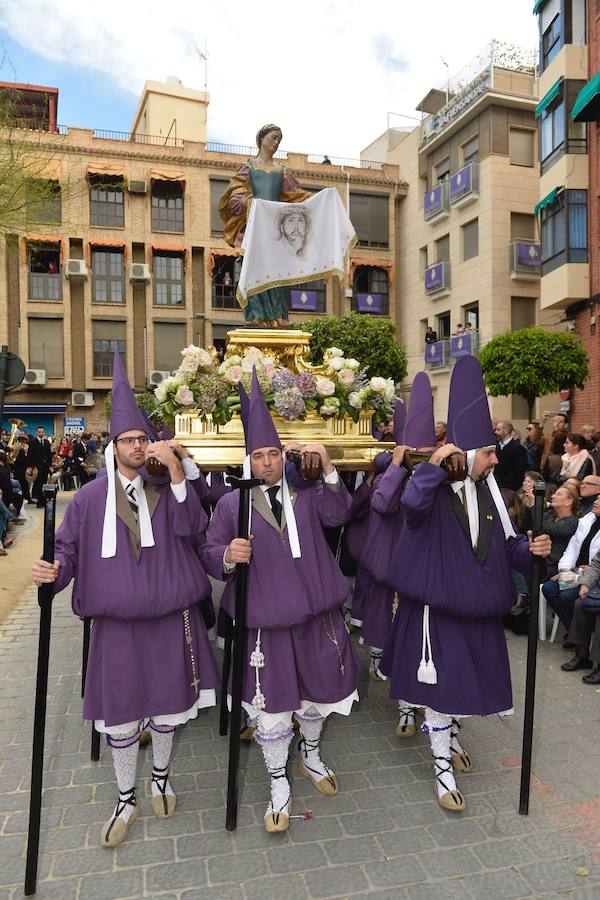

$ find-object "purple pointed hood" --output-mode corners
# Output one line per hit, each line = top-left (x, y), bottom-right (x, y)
(160, 423), (175, 440)
(446, 356), (495, 450)
(404, 372), (436, 448)
(393, 399), (406, 445)
(109, 352), (149, 441)
(140, 408), (159, 442)
(238, 382), (250, 450)
(244, 368), (281, 454)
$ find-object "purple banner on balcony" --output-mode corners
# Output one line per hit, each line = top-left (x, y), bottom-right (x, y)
(356, 292), (383, 313)
(425, 341), (443, 365)
(449, 164), (471, 200)
(424, 183), (443, 217)
(425, 263), (443, 291)
(290, 289), (318, 311)
(516, 241), (541, 267)
(450, 334), (472, 358)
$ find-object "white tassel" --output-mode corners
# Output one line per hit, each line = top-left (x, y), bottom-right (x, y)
(250, 628), (266, 709)
(416, 605), (438, 685)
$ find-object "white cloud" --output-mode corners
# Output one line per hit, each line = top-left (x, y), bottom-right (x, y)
(0, 0), (539, 159)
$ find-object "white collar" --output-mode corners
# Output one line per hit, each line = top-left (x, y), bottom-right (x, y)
(117, 470), (143, 493)
(101, 443), (155, 558)
(261, 479), (282, 495)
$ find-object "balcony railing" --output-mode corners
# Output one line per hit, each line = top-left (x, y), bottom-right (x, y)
(449, 162), (479, 208)
(93, 129), (184, 148)
(424, 260), (451, 297)
(354, 292), (389, 315)
(424, 181), (450, 223)
(509, 240), (541, 280)
(424, 330), (480, 369)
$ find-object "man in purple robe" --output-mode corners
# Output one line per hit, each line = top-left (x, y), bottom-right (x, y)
(32, 354), (219, 847)
(381, 357), (551, 812)
(201, 371), (358, 833)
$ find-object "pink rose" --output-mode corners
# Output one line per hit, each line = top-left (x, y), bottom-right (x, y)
(316, 377), (336, 397)
(262, 363), (277, 380)
(225, 365), (243, 384)
(175, 386), (194, 406)
(337, 368), (356, 387)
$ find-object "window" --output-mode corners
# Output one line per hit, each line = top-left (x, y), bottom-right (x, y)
(540, 81), (587, 172)
(154, 322), (186, 372)
(540, 0), (561, 71)
(435, 158), (450, 183)
(93, 321), (125, 378)
(419, 246), (428, 277)
(462, 219), (479, 261)
(510, 129), (535, 167)
(210, 178), (228, 235)
(352, 266), (389, 315)
(462, 136), (479, 165)
(349, 192), (389, 248)
(153, 253), (185, 306)
(28, 318), (64, 376)
(28, 244), (61, 300)
(435, 234), (449, 262)
(151, 181), (184, 232)
(511, 296), (536, 330)
(540, 189), (587, 275)
(511, 213), (536, 240)
(463, 303), (479, 330)
(92, 248), (125, 303)
(89, 175), (124, 228)
(437, 311), (451, 339)
(26, 180), (61, 224)
(212, 256), (237, 309)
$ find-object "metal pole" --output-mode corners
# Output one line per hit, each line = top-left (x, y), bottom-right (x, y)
(519, 480), (546, 815)
(24, 483), (58, 896)
(0, 344), (10, 424)
(225, 475), (261, 831)
(219, 613), (233, 736)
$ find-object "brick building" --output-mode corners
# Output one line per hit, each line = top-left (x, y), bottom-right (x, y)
(0, 77), (406, 435)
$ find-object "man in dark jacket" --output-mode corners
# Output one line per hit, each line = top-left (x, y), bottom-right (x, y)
(494, 420), (528, 491)
(26, 426), (53, 508)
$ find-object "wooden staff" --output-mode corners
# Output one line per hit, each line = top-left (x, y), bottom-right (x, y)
(24, 483), (58, 895)
(519, 479), (546, 815)
(225, 474), (262, 831)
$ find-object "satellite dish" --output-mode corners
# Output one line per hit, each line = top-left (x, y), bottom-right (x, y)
(166, 75), (183, 85)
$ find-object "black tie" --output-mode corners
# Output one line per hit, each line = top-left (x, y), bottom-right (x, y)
(126, 484), (139, 521)
(267, 485), (282, 526)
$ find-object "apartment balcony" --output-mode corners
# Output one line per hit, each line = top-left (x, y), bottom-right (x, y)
(424, 330), (480, 370)
(449, 162), (479, 209)
(423, 180), (450, 223)
(509, 240), (541, 281)
(424, 260), (451, 298)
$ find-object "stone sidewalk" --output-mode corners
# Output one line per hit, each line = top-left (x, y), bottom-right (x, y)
(1, 500), (600, 898)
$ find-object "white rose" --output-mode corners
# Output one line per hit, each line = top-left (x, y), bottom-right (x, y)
(320, 404), (338, 416)
(316, 377), (336, 397)
(178, 355), (198, 374)
(383, 381), (396, 401)
(175, 386), (194, 406)
(329, 357), (344, 371)
(181, 344), (201, 357)
(348, 391), (363, 409)
(227, 354), (242, 365)
(369, 376), (387, 393)
(224, 365), (243, 384)
(337, 368), (356, 387)
(154, 383), (166, 401)
(328, 346), (344, 357)
(241, 356), (257, 373)
(346, 358), (360, 370)
(196, 348), (213, 368)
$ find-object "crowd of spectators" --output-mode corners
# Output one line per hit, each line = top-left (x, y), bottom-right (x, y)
(0, 426), (108, 556)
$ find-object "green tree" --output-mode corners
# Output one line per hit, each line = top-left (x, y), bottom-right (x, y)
(295, 313), (407, 383)
(478, 328), (588, 421)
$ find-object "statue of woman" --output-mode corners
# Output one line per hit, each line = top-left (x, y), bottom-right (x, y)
(219, 123), (310, 326)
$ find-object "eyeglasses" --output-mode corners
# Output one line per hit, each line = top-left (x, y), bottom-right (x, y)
(115, 436), (149, 447)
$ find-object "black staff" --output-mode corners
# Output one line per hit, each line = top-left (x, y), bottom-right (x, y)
(25, 483), (58, 896)
(519, 479), (546, 815)
(225, 473), (262, 831)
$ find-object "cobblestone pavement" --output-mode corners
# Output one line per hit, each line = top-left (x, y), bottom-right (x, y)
(2, 499), (600, 898)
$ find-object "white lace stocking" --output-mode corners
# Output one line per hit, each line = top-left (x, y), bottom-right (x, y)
(149, 721), (175, 799)
(423, 708), (456, 799)
(107, 726), (140, 824)
(255, 719), (293, 818)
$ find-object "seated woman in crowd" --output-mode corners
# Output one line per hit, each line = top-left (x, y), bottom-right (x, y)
(558, 433), (595, 485)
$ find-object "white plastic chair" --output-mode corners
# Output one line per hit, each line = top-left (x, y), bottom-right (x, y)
(538, 585), (560, 642)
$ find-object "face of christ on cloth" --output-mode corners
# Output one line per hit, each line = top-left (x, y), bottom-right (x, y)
(250, 447), (284, 486)
(277, 208), (310, 257)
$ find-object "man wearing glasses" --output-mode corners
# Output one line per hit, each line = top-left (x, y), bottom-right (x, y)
(32, 353), (219, 848)
(578, 476), (600, 515)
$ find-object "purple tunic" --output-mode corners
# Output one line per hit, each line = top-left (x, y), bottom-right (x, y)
(53, 476), (220, 726)
(381, 462), (532, 716)
(201, 478), (358, 712)
(356, 463), (408, 649)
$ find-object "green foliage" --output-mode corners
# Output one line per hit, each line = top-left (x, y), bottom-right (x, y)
(102, 390), (159, 424)
(295, 314), (407, 383)
(478, 328), (589, 417)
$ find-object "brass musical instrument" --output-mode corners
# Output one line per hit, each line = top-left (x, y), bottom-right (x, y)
(7, 418), (27, 464)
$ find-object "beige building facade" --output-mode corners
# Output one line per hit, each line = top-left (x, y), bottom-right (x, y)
(1, 79), (406, 436)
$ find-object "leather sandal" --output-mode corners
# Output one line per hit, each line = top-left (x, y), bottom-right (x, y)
(100, 788), (139, 847)
(151, 765), (176, 818)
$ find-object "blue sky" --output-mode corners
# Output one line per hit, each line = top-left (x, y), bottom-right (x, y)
(0, 34), (135, 133)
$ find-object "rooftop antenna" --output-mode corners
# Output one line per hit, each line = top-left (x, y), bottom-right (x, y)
(195, 40), (208, 91)
(440, 57), (450, 103)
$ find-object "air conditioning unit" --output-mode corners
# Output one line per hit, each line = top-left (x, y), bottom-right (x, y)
(148, 370), (171, 386)
(65, 259), (88, 278)
(129, 263), (151, 282)
(71, 391), (94, 407)
(128, 180), (147, 194)
(24, 369), (47, 385)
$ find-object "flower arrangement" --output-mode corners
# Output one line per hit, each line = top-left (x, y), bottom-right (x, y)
(151, 343), (396, 427)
